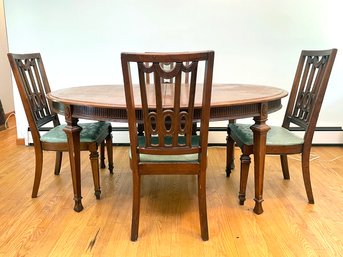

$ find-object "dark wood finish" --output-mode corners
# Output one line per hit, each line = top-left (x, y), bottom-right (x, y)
(47, 83), (287, 214)
(7, 53), (114, 211)
(226, 49), (337, 210)
(122, 51), (214, 241)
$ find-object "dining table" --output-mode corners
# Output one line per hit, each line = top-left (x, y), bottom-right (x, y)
(47, 84), (288, 214)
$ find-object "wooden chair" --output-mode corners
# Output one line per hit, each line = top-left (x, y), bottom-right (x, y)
(226, 49), (337, 205)
(121, 51), (214, 241)
(8, 53), (113, 200)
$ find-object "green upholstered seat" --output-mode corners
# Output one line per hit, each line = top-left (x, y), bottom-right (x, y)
(229, 123), (304, 147)
(129, 135), (200, 162)
(40, 122), (111, 143)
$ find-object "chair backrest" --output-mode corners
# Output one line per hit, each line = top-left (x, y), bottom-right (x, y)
(282, 49), (337, 146)
(145, 62), (190, 84)
(121, 51), (214, 161)
(7, 53), (59, 144)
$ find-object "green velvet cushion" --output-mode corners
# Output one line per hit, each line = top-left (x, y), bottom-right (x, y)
(130, 135), (200, 162)
(229, 123), (304, 146)
(40, 122), (110, 143)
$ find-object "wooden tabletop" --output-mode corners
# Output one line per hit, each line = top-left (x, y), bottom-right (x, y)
(48, 84), (288, 109)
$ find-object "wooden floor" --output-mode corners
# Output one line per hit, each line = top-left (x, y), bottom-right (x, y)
(0, 117), (342, 257)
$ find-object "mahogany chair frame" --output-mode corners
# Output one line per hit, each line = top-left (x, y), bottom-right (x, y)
(121, 51), (214, 241)
(8, 53), (113, 200)
(226, 49), (337, 205)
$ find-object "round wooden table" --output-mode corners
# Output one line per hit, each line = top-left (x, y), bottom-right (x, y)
(48, 84), (288, 214)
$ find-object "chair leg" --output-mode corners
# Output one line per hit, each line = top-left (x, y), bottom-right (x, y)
(54, 152), (63, 175)
(100, 142), (105, 169)
(89, 148), (101, 200)
(239, 154), (251, 205)
(137, 123), (144, 136)
(106, 134), (114, 174)
(280, 154), (290, 179)
(198, 170), (209, 241)
(131, 172), (141, 241)
(192, 122), (197, 135)
(32, 149), (43, 198)
(301, 152), (314, 204)
(226, 126), (235, 177)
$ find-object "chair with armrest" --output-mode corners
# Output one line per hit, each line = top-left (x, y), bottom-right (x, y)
(8, 53), (113, 200)
(226, 49), (337, 205)
(121, 51), (214, 241)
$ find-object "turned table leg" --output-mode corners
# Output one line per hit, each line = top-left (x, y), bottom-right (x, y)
(250, 102), (270, 215)
(63, 105), (83, 212)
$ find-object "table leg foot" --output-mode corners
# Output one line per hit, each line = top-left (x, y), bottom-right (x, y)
(253, 198), (264, 214)
(73, 197), (83, 212)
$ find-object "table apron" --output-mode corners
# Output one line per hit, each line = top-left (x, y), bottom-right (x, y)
(52, 99), (282, 122)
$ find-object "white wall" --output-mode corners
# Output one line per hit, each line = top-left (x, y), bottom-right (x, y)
(3, 0), (343, 142)
(0, 0), (13, 114)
